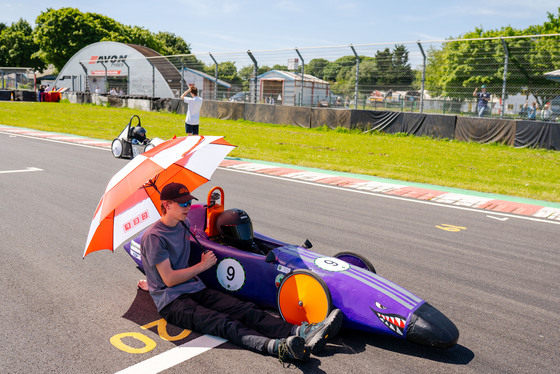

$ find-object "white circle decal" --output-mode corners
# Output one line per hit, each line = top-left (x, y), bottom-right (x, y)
(314, 257), (350, 272)
(217, 258), (245, 291)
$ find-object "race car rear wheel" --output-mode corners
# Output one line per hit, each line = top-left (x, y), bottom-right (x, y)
(277, 269), (332, 325)
(334, 252), (376, 273)
(111, 139), (123, 158)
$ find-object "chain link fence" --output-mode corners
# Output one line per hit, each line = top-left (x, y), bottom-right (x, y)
(156, 34), (560, 121)
(35, 34), (560, 122)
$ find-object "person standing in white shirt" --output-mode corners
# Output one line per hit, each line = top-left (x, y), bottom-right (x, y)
(181, 85), (203, 135)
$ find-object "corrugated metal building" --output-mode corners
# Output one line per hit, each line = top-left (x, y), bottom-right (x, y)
(257, 70), (330, 106)
(180, 67), (232, 100)
(54, 41), (185, 98)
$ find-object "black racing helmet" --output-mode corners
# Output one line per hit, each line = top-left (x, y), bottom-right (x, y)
(131, 125), (147, 142)
(216, 209), (254, 250)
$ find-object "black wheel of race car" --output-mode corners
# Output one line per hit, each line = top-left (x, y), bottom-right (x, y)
(111, 139), (123, 158)
(334, 252), (376, 273)
(277, 269), (332, 325)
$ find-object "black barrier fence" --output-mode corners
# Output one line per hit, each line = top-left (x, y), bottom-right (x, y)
(515, 120), (560, 150)
(57, 93), (560, 151)
(0, 90), (12, 101)
(0, 89), (37, 101)
(455, 117), (516, 146)
(200, 100), (560, 150)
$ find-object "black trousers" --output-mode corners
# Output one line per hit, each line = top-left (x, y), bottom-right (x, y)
(160, 288), (294, 353)
(185, 123), (199, 135)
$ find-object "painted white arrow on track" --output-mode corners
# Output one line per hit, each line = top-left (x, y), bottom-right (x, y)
(0, 167), (43, 174)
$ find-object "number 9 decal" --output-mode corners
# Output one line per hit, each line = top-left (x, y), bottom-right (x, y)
(217, 258), (246, 291)
(314, 257), (350, 272)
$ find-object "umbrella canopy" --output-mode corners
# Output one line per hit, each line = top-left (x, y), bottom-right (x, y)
(83, 135), (236, 258)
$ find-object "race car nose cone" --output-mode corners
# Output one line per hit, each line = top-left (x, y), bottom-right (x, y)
(406, 302), (459, 348)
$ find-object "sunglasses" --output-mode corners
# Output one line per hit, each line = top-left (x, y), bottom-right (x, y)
(177, 200), (192, 208)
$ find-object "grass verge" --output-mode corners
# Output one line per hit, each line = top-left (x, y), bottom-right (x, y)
(1, 101), (559, 203)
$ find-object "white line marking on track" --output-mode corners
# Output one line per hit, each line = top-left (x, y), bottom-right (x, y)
(114, 335), (226, 374)
(487, 215), (509, 221)
(220, 167), (560, 226)
(0, 166), (43, 174)
(4, 128), (558, 226)
(0, 130), (109, 150)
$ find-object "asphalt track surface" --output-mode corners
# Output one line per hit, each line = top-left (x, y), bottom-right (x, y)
(1, 131), (559, 374)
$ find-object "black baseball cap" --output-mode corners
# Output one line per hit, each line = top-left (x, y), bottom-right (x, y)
(160, 182), (198, 203)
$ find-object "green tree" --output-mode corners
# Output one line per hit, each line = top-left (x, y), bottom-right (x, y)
(374, 48), (392, 85)
(306, 58), (329, 79)
(204, 61), (239, 82)
(238, 65), (271, 91)
(424, 8), (560, 100)
(33, 8), (119, 71)
(155, 31), (191, 55)
(121, 25), (163, 51)
(373, 46), (413, 88)
(322, 61), (341, 81)
(356, 59), (377, 89)
(33, 7), (195, 72)
(332, 56), (375, 95)
(0, 19), (45, 70)
(238, 64), (270, 80)
(237, 65), (253, 82)
(391, 44), (413, 85)
(423, 46), (446, 96)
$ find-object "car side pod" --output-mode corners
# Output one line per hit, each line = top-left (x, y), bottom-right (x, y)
(406, 303), (459, 348)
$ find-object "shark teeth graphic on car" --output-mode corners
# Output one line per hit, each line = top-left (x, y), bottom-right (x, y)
(371, 307), (406, 336)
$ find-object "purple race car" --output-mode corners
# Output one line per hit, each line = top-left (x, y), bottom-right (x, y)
(124, 187), (459, 348)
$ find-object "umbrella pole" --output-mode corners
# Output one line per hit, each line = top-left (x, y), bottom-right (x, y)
(145, 177), (161, 194)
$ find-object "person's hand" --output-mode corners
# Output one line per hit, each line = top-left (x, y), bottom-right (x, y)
(200, 250), (217, 270)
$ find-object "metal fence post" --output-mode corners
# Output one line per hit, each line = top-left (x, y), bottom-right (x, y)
(247, 50), (258, 103)
(295, 48), (304, 106)
(180, 62), (184, 95)
(500, 38), (509, 119)
(123, 61), (130, 95)
(78, 62), (89, 92)
(350, 44), (360, 109)
(209, 53), (218, 100)
(417, 41), (426, 113)
(100, 60), (108, 93)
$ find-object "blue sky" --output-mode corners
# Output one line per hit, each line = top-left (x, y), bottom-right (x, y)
(1, 0), (558, 54)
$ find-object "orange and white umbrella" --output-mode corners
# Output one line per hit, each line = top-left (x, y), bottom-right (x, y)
(83, 135), (236, 258)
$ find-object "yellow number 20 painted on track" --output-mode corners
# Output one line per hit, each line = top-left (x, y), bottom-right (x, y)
(110, 318), (192, 354)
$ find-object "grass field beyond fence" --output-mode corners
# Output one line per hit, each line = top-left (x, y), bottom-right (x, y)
(1, 101), (559, 203)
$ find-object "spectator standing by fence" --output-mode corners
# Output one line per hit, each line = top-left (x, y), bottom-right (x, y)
(38, 85), (45, 102)
(528, 101), (538, 120)
(541, 102), (552, 121)
(473, 85), (491, 117)
(181, 85), (203, 135)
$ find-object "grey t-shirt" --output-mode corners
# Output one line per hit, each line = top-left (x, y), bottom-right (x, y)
(140, 219), (206, 311)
